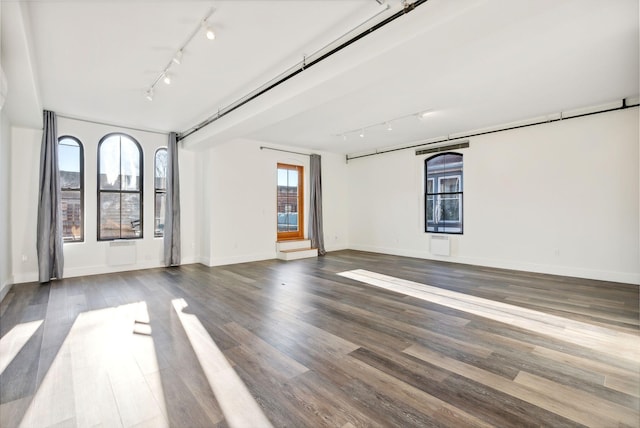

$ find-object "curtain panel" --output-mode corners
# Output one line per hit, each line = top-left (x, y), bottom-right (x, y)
(163, 132), (181, 266)
(309, 154), (326, 255)
(37, 110), (64, 282)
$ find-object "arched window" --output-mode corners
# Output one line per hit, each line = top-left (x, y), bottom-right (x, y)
(58, 136), (84, 242)
(154, 148), (167, 237)
(425, 153), (463, 234)
(97, 133), (143, 240)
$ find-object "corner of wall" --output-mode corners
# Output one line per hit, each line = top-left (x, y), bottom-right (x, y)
(0, 280), (12, 303)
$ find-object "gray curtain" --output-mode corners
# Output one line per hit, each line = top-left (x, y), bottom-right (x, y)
(164, 132), (181, 266)
(37, 110), (64, 283)
(309, 154), (326, 255)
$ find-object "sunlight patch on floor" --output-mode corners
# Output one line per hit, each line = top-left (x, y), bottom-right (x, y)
(172, 298), (273, 428)
(0, 320), (43, 375)
(19, 302), (168, 428)
(338, 269), (640, 363)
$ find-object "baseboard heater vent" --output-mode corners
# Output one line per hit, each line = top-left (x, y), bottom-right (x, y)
(416, 140), (469, 156)
(107, 240), (137, 266)
(430, 235), (450, 256)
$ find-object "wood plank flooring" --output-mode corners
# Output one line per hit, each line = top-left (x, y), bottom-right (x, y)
(0, 250), (638, 427)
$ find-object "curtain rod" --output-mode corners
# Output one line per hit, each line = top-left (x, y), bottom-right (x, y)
(57, 114), (169, 136)
(260, 146), (311, 156)
(345, 99), (640, 162)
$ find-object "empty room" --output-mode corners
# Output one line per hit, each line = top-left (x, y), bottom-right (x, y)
(1, 0), (638, 427)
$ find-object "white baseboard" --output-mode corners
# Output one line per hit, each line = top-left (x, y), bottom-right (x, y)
(11, 271), (38, 285)
(11, 256), (200, 286)
(348, 243), (640, 285)
(325, 243), (349, 252)
(208, 252), (276, 267)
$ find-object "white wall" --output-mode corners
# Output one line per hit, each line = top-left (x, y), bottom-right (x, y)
(0, 110), (11, 300)
(348, 108), (640, 284)
(197, 138), (349, 266)
(10, 117), (199, 283)
(6, 108), (636, 285)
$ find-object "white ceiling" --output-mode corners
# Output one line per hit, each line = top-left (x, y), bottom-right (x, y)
(2, 0), (638, 155)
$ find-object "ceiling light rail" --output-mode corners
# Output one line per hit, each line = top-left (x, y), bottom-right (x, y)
(145, 7), (216, 101)
(337, 108), (434, 140)
(345, 97), (639, 162)
(178, 0), (430, 141)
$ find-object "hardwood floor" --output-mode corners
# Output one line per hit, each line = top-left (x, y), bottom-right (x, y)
(0, 250), (638, 427)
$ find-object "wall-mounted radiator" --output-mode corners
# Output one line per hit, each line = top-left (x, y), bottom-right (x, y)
(430, 235), (450, 256)
(107, 240), (137, 266)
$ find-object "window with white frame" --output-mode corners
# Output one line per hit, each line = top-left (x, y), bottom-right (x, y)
(425, 153), (463, 234)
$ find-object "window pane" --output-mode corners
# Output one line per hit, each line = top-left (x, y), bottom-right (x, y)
(59, 139), (81, 188)
(426, 179), (434, 194)
(99, 136), (121, 190)
(99, 193), (121, 240)
(61, 190), (82, 241)
(155, 192), (166, 237)
(441, 194), (461, 222)
(426, 195), (434, 221)
(277, 169), (288, 186)
(287, 170), (298, 188)
(155, 149), (167, 190)
(121, 193), (141, 238)
(121, 138), (140, 191)
(440, 177), (459, 193)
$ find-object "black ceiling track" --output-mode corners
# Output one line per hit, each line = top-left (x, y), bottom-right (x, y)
(178, 0), (430, 142)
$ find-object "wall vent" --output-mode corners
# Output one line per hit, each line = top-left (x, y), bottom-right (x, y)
(107, 240), (137, 266)
(430, 235), (450, 256)
(416, 141), (469, 156)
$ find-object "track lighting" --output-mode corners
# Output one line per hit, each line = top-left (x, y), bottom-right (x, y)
(205, 26), (215, 40)
(144, 8), (215, 101)
(172, 50), (183, 65)
(203, 17), (216, 40)
(336, 107), (438, 138)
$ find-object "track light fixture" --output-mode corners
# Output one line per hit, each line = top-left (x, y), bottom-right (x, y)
(144, 8), (215, 101)
(205, 25), (216, 40)
(419, 109), (434, 119)
(336, 107), (437, 139)
(172, 49), (183, 65)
